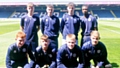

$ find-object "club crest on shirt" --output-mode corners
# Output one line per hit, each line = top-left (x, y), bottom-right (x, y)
(24, 18), (27, 22)
(74, 19), (77, 23)
(97, 50), (101, 53)
(38, 54), (41, 56)
(66, 18), (69, 21)
(65, 54), (68, 57)
(22, 48), (26, 52)
(88, 50), (91, 53)
(41, 53), (43, 56)
(49, 54), (52, 58)
(73, 53), (76, 57)
(88, 18), (91, 21)
(33, 18), (36, 21)
(46, 19), (48, 22)
(14, 50), (17, 53)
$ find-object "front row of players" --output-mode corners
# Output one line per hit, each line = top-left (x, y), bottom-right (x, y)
(6, 30), (112, 68)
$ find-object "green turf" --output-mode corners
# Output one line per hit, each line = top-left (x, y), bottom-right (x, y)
(0, 19), (120, 68)
(0, 24), (19, 35)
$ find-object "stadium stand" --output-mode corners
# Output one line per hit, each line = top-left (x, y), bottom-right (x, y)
(0, 4), (120, 18)
(112, 10), (120, 18)
(92, 10), (114, 18)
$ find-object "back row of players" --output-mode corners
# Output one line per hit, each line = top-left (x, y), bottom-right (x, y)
(6, 2), (112, 68)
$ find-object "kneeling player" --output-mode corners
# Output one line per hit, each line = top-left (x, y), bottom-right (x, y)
(57, 34), (84, 68)
(34, 35), (57, 68)
(6, 31), (35, 68)
(82, 30), (112, 68)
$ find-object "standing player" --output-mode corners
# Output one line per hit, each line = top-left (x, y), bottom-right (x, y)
(81, 30), (112, 68)
(57, 34), (84, 68)
(34, 35), (57, 68)
(41, 4), (60, 50)
(80, 5), (98, 46)
(6, 31), (35, 68)
(60, 2), (81, 45)
(20, 2), (40, 52)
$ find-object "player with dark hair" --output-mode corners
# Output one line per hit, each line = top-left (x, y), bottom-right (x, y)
(41, 4), (60, 50)
(57, 34), (84, 68)
(20, 2), (40, 52)
(6, 31), (35, 68)
(80, 5), (98, 46)
(81, 30), (112, 68)
(60, 2), (81, 45)
(34, 35), (57, 68)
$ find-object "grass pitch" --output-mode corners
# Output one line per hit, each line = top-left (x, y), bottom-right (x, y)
(0, 19), (120, 68)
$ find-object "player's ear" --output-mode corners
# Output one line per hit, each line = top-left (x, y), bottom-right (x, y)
(47, 39), (50, 43)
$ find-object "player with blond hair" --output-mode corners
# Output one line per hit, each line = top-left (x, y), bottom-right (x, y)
(82, 30), (112, 68)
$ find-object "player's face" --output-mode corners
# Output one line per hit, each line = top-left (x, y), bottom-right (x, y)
(16, 37), (26, 48)
(66, 39), (76, 50)
(82, 6), (88, 15)
(46, 7), (54, 14)
(27, 6), (34, 14)
(41, 39), (49, 48)
(67, 6), (75, 14)
(91, 35), (99, 46)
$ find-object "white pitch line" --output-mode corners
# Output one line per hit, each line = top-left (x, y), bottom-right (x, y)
(0, 23), (19, 26)
(102, 27), (120, 34)
(0, 30), (20, 37)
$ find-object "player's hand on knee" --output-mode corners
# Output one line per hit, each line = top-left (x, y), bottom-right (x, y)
(42, 64), (49, 68)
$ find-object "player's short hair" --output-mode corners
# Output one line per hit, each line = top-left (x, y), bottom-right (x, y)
(66, 34), (76, 40)
(27, 2), (34, 7)
(82, 5), (89, 9)
(67, 2), (75, 8)
(40, 35), (49, 41)
(16, 31), (26, 39)
(90, 30), (100, 39)
(46, 4), (54, 8)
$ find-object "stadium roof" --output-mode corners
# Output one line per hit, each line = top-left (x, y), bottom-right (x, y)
(0, 0), (120, 5)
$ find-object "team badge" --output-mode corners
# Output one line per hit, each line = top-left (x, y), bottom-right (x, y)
(38, 54), (40, 56)
(14, 50), (17, 53)
(24, 18), (27, 21)
(73, 53), (76, 57)
(97, 50), (101, 53)
(65, 54), (68, 57)
(23, 48), (26, 52)
(67, 18), (69, 21)
(88, 50), (91, 53)
(33, 18), (36, 21)
(46, 19), (48, 22)
(74, 19), (77, 23)
(88, 18), (91, 21)
(49, 54), (52, 58)
(41, 53), (43, 56)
